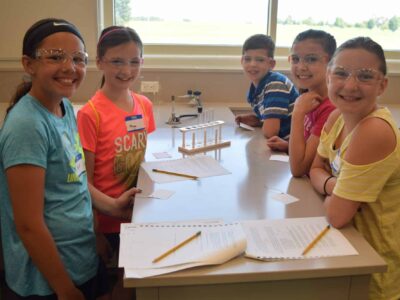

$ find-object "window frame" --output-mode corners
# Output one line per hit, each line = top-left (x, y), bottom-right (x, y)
(103, 0), (400, 74)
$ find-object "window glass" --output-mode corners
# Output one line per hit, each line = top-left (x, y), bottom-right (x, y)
(277, 0), (400, 50)
(115, 0), (270, 45)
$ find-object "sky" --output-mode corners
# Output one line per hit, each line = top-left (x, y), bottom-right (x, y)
(128, 0), (396, 23)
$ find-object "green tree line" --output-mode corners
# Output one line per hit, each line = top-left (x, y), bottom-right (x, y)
(279, 15), (400, 32)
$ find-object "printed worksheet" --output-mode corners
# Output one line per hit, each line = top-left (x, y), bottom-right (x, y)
(119, 222), (246, 278)
(241, 217), (358, 260)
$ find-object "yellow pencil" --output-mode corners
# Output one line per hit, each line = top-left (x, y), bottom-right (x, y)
(152, 168), (198, 180)
(152, 231), (202, 263)
(302, 225), (331, 256)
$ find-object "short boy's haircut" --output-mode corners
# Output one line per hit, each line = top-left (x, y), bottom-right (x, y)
(242, 34), (275, 58)
(292, 29), (336, 60)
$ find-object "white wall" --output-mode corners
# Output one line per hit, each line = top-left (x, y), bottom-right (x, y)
(0, 0), (99, 60)
(0, 0), (398, 105)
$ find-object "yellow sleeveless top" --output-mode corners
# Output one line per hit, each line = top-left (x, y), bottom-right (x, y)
(317, 107), (400, 300)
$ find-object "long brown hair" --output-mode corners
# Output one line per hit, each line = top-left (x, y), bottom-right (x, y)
(97, 26), (143, 88)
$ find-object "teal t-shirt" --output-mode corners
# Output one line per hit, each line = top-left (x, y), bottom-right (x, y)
(0, 94), (97, 296)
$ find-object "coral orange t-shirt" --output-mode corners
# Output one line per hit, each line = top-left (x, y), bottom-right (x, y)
(77, 90), (156, 233)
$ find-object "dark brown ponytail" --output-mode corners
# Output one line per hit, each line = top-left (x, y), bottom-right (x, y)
(7, 81), (32, 115)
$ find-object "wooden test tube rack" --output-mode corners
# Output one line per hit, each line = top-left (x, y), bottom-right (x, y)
(178, 120), (231, 155)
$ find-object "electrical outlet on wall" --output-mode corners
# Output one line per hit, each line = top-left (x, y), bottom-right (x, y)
(141, 81), (160, 93)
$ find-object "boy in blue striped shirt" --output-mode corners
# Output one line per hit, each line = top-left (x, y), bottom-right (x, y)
(236, 34), (299, 139)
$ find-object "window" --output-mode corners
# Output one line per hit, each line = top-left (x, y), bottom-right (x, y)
(115, 0), (270, 45)
(277, 0), (400, 50)
(111, 0), (399, 71)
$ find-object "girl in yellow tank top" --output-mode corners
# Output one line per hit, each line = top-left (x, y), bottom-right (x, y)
(310, 37), (400, 300)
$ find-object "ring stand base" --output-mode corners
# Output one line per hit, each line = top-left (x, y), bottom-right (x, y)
(166, 114), (181, 125)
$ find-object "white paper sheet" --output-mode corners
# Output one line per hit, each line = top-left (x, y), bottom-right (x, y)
(125, 262), (206, 278)
(241, 217), (358, 260)
(141, 155), (231, 183)
(269, 153), (289, 162)
(239, 122), (255, 131)
(272, 193), (299, 204)
(153, 152), (173, 159)
(136, 189), (175, 199)
(119, 222), (246, 278)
